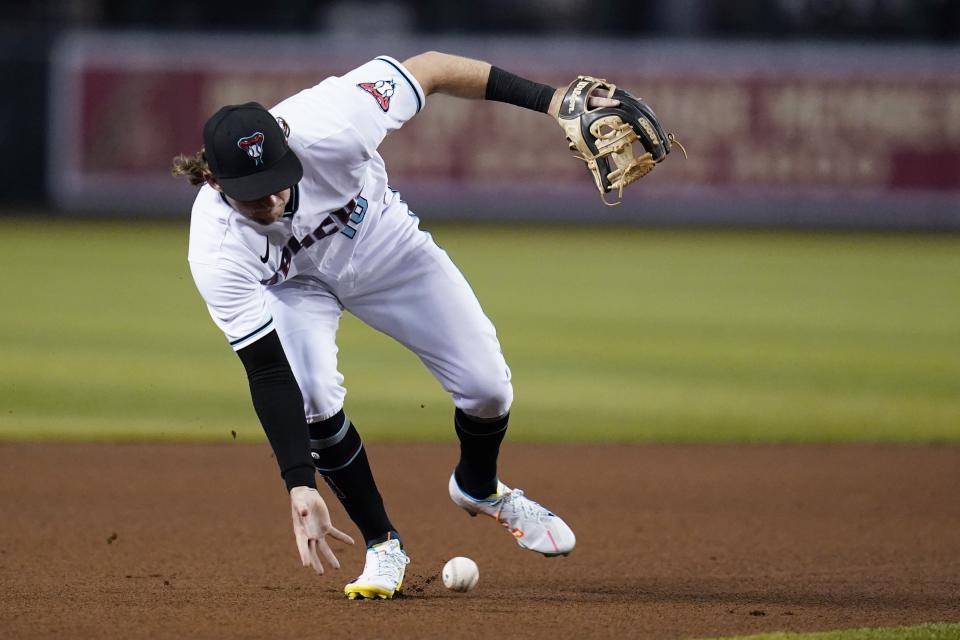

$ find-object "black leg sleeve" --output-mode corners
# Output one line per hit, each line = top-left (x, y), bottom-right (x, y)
(454, 409), (509, 500)
(309, 411), (398, 546)
(236, 330), (316, 491)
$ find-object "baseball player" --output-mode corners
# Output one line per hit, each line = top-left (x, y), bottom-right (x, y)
(174, 51), (665, 599)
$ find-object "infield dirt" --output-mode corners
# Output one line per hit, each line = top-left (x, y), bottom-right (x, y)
(1, 443), (957, 639)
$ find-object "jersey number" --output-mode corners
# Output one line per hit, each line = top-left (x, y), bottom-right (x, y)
(340, 196), (368, 239)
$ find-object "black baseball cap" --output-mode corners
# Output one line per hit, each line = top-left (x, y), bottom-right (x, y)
(202, 102), (303, 201)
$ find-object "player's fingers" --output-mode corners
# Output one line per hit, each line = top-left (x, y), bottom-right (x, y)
(294, 531), (311, 567)
(327, 527), (355, 546)
(587, 96), (619, 108)
(307, 539), (325, 574)
(315, 539), (341, 570)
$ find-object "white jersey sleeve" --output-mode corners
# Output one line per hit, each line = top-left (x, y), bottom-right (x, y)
(334, 55), (426, 151)
(189, 202), (273, 351)
(188, 186), (276, 351)
(190, 257), (274, 352)
(266, 56), (424, 213)
(272, 55), (424, 159)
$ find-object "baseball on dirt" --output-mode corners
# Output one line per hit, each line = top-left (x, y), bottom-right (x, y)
(442, 556), (479, 592)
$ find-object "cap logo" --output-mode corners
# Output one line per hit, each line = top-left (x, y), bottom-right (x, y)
(358, 79), (396, 112)
(237, 132), (266, 165)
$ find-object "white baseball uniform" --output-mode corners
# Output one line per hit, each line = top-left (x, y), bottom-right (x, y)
(188, 56), (513, 423)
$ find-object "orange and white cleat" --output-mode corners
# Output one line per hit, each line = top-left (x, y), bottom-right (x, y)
(448, 474), (576, 557)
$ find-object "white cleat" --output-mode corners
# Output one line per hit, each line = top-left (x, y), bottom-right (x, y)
(344, 538), (410, 600)
(448, 473), (576, 557)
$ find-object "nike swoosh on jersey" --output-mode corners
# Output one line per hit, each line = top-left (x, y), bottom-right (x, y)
(259, 237), (270, 263)
(259, 202), (354, 286)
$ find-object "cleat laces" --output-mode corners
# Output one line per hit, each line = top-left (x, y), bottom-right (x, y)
(498, 488), (552, 523)
(373, 546), (409, 580)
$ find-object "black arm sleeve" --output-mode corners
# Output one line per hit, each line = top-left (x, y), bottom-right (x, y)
(236, 330), (316, 491)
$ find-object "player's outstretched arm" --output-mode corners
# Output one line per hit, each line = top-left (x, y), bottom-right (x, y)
(236, 331), (354, 573)
(402, 51), (617, 116)
(402, 51), (491, 99)
(403, 52), (678, 206)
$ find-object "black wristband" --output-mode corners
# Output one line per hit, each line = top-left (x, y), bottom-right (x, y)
(485, 66), (555, 114)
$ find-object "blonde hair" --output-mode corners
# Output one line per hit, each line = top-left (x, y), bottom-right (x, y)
(171, 147), (210, 186)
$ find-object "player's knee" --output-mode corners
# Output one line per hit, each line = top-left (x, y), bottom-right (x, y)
(300, 381), (347, 424)
(308, 410), (363, 473)
(456, 378), (513, 420)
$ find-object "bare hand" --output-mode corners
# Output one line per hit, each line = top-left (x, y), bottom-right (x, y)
(290, 486), (354, 574)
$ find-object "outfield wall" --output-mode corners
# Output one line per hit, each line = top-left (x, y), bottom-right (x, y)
(49, 33), (960, 228)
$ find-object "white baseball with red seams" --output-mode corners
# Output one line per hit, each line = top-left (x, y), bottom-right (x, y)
(442, 557), (479, 592)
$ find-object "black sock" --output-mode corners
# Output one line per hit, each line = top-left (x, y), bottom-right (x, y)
(454, 408), (509, 500)
(309, 411), (397, 547)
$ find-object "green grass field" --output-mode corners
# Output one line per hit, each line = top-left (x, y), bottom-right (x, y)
(1, 219), (958, 443)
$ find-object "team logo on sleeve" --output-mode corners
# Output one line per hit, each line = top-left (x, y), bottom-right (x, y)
(357, 79), (396, 111)
(237, 132), (265, 165)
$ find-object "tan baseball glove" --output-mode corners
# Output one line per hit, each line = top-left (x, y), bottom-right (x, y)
(556, 76), (684, 206)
